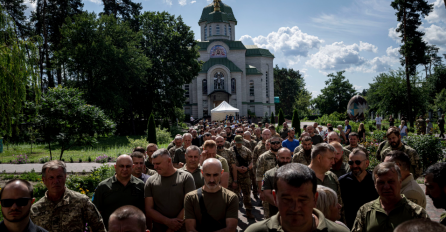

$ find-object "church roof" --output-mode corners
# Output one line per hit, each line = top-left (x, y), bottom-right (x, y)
(197, 40), (246, 51)
(246, 64), (262, 75)
(199, 3), (237, 25)
(199, 58), (243, 73)
(245, 48), (275, 58)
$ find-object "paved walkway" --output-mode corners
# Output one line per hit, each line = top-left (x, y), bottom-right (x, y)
(0, 162), (115, 174)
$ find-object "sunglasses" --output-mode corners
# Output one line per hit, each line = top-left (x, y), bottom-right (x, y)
(271, 141), (281, 145)
(236, 131), (243, 134)
(348, 160), (366, 166)
(1, 198), (32, 207)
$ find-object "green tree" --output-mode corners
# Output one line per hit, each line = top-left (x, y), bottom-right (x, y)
(56, 13), (150, 130)
(139, 11), (202, 123)
(270, 112), (275, 125)
(262, 112), (270, 124)
(434, 89), (446, 114)
(425, 65), (446, 104)
(278, 108), (285, 126)
(101, 0), (142, 31)
(0, 0), (31, 38)
(292, 109), (301, 137)
(274, 65), (311, 116)
(391, 0), (433, 125)
(313, 71), (357, 115)
(147, 114), (157, 144)
(31, 87), (115, 160)
(161, 118), (170, 132)
(0, 6), (40, 138)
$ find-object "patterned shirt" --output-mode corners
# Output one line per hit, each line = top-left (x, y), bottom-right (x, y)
(230, 145), (252, 178)
(380, 144), (422, 179)
(292, 148), (313, 165)
(256, 151), (277, 182)
(253, 141), (267, 169)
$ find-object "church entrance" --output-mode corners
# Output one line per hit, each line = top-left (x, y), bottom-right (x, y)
(209, 91), (230, 109)
(214, 100), (223, 108)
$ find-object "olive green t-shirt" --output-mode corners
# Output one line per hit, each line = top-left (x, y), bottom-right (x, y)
(144, 170), (196, 232)
(180, 165), (205, 189)
(184, 187), (239, 226)
(174, 147), (186, 164)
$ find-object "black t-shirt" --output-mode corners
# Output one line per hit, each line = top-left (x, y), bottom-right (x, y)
(192, 137), (201, 147)
(389, 118), (395, 126)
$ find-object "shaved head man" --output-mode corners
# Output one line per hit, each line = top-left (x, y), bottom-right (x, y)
(109, 206), (148, 232)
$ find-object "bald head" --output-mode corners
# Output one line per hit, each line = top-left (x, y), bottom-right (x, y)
(327, 132), (340, 143)
(115, 155), (133, 180)
(108, 205), (146, 232)
(203, 158), (222, 171)
(116, 154), (133, 165)
(0, 179), (33, 199)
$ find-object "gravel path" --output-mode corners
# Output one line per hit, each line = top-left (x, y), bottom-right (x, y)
(0, 162), (115, 174)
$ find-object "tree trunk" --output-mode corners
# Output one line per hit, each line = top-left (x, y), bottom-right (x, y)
(403, 5), (413, 128)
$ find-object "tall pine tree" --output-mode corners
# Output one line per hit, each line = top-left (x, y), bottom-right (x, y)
(292, 109), (301, 137)
(147, 114), (157, 144)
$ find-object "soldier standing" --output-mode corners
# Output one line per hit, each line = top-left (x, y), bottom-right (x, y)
(173, 133), (192, 168)
(380, 127), (422, 179)
(292, 136), (313, 165)
(180, 146), (205, 189)
(256, 136), (281, 218)
(31, 161), (106, 232)
(169, 135), (183, 160)
(243, 131), (259, 198)
(252, 129), (272, 193)
(145, 143), (158, 175)
(344, 132), (368, 154)
(416, 115), (426, 135)
(215, 136), (237, 192)
(229, 135), (255, 219)
(131, 151), (151, 183)
(279, 122), (289, 140)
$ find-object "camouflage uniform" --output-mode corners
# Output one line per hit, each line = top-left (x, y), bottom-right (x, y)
(166, 141), (175, 151)
(31, 188), (106, 232)
(342, 147), (351, 162)
(293, 144), (303, 154)
(229, 145), (253, 212)
(380, 144), (422, 179)
(217, 148), (236, 185)
(351, 196), (429, 232)
(253, 141), (267, 173)
(344, 144), (367, 153)
(224, 141), (231, 149)
(280, 128), (289, 140)
(256, 150), (277, 218)
(241, 139), (259, 195)
(168, 145), (182, 160)
(416, 118), (426, 135)
(292, 148), (313, 165)
(230, 138), (252, 150)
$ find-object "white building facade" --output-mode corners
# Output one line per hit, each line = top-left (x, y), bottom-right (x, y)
(183, 0), (276, 119)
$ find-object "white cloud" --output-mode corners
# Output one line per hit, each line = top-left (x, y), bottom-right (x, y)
(164, 0), (173, 6)
(426, 0), (446, 24)
(353, 85), (363, 90)
(349, 56), (394, 73)
(388, 25), (401, 42)
(239, 26), (324, 58)
(311, 13), (387, 34)
(305, 42), (367, 70)
(179, 0), (187, 6)
(359, 41), (378, 53)
(191, 0), (197, 3)
(24, 0), (37, 10)
(386, 46), (400, 57)
(423, 24), (446, 49)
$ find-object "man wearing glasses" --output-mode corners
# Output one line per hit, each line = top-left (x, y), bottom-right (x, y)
(338, 148), (378, 229)
(1, 179), (48, 232)
(230, 129), (251, 148)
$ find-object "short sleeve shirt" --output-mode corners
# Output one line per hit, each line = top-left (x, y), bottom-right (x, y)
(311, 134), (324, 145)
(282, 139), (300, 153)
(180, 165), (205, 189)
(173, 147), (186, 164)
(375, 117), (382, 124)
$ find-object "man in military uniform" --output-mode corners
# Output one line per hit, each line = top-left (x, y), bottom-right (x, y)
(439, 114), (445, 138)
(380, 127), (422, 179)
(93, 155), (145, 230)
(173, 133), (192, 168)
(229, 135), (255, 219)
(225, 127), (235, 143)
(262, 148), (292, 219)
(245, 163), (350, 232)
(308, 143), (343, 215)
(145, 143), (158, 176)
(327, 132), (350, 162)
(279, 122), (289, 140)
(220, 132), (231, 148)
(31, 160), (106, 232)
(256, 135), (281, 218)
(243, 131), (259, 198)
(1, 179), (48, 232)
(201, 140), (230, 189)
(416, 115), (426, 135)
(184, 158), (239, 231)
(253, 129), (272, 190)
(345, 132), (367, 154)
(169, 135), (183, 160)
(292, 136), (313, 165)
(330, 142), (350, 178)
(243, 131), (257, 152)
(351, 162), (429, 232)
(180, 145), (205, 189)
(424, 162), (446, 226)
(108, 206), (148, 232)
(293, 132), (310, 154)
(254, 128), (262, 143)
(216, 136), (237, 192)
(230, 128), (251, 148)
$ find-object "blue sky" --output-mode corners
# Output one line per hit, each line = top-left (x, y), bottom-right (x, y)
(25, 0), (446, 97)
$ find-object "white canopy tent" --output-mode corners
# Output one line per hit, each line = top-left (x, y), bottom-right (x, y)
(211, 101), (239, 121)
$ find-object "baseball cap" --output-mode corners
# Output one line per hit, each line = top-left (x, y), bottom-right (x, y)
(234, 135), (244, 144)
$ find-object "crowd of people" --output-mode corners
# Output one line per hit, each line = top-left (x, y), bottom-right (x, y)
(1, 119), (446, 232)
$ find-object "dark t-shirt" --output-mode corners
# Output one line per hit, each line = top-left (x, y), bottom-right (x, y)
(345, 125), (352, 138)
(174, 147), (186, 164)
(389, 118), (395, 126)
(144, 170), (196, 232)
(262, 167), (279, 216)
(0, 220), (48, 232)
(192, 137), (201, 147)
(311, 134), (324, 145)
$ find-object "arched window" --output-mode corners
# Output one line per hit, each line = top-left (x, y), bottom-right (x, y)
(266, 71), (269, 97)
(213, 72), (224, 90)
(228, 25), (232, 40)
(231, 78), (236, 94)
(209, 25), (212, 37)
(216, 24), (220, 35)
(202, 79), (207, 94)
(204, 26), (207, 41)
(250, 80), (254, 96)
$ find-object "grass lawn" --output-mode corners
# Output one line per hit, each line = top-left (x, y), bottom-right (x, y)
(0, 135), (170, 163)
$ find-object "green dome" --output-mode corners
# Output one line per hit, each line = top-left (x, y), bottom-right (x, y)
(198, 2), (237, 25)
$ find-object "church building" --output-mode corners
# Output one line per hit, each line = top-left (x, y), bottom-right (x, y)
(184, 0), (276, 119)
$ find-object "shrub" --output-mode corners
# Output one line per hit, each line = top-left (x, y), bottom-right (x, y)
(403, 135), (443, 170)
(147, 114), (157, 144)
(270, 112), (275, 124)
(161, 118), (170, 131)
(157, 127), (173, 144)
(12, 154), (29, 164)
(127, 136), (149, 150)
(278, 109), (285, 126)
(39, 156), (50, 164)
(262, 112), (270, 123)
(19, 169), (41, 182)
(95, 155), (115, 163)
(367, 130), (387, 143)
(292, 109), (301, 136)
(88, 156), (92, 162)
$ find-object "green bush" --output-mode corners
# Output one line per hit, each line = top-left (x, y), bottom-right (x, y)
(157, 126), (172, 144)
(147, 113), (157, 144)
(161, 118), (170, 131)
(292, 109), (301, 136)
(403, 135), (443, 170)
(262, 112), (270, 123)
(270, 112), (275, 125)
(278, 109), (285, 126)
(367, 130), (387, 143)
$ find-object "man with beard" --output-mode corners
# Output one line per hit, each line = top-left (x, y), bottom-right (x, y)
(144, 149), (196, 232)
(184, 158), (239, 232)
(339, 149), (378, 229)
(220, 132), (231, 149)
(424, 162), (446, 226)
(174, 133), (192, 168)
(351, 162), (428, 232)
(345, 132), (367, 154)
(215, 136), (237, 192)
(279, 122), (289, 140)
(225, 127), (235, 143)
(229, 135), (255, 219)
(1, 179), (48, 232)
(327, 132), (350, 162)
(31, 161), (106, 232)
(307, 125), (324, 145)
(131, 152), (151, 183)
(292, 136), (313, 165)
(230, 128), (251, 148)
(380, 127), (422, 179)
(256, 135), (281, 218)
(245, 163), (349, 232)
(293, 132), (310, 154)
(329, 142), (350, 178)
(262, 148), (292, 219)
(282, 128), (299, 154)
(191, 129), (201, 147)
(93, 155), (145, 230)
(180, 146), (205, 189)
